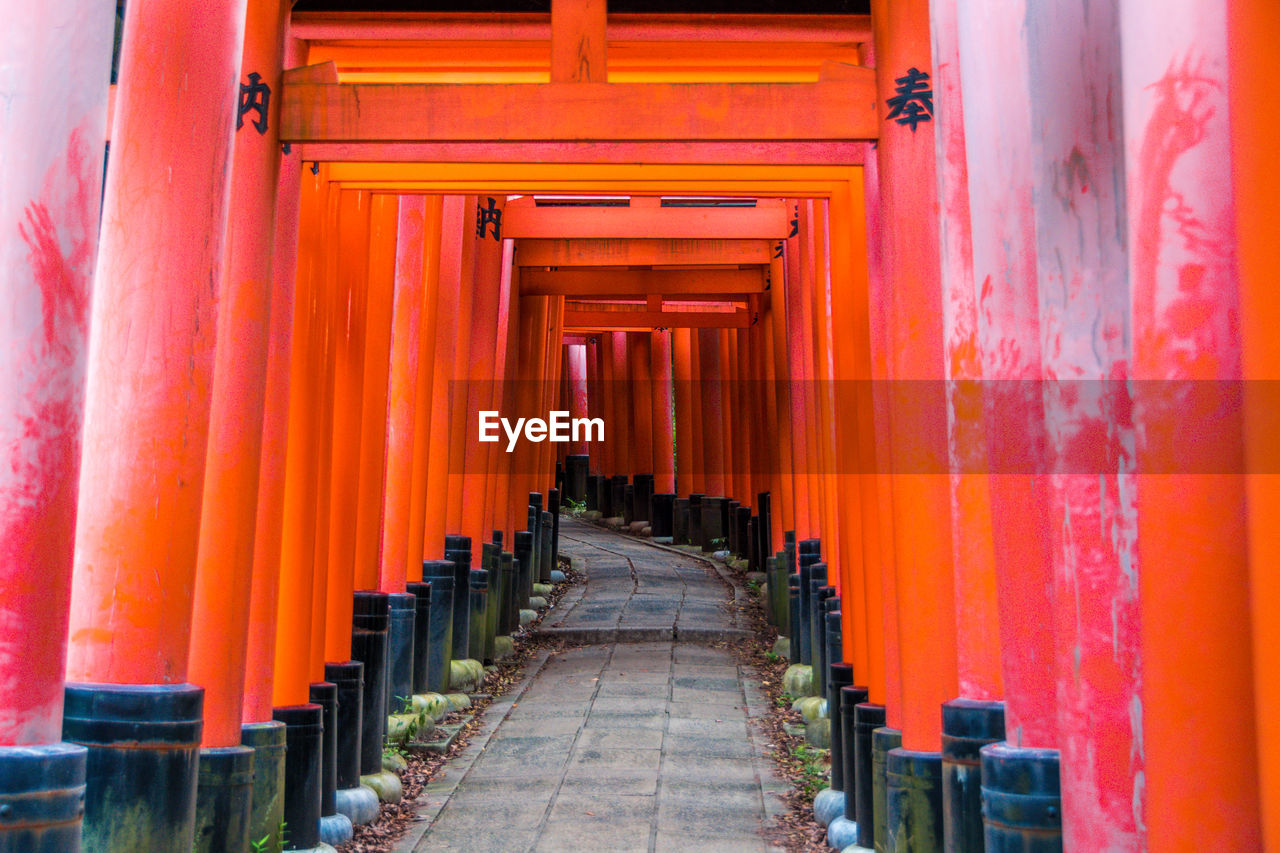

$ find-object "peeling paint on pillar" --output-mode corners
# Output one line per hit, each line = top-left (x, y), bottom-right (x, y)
(0, 3), (115, 745)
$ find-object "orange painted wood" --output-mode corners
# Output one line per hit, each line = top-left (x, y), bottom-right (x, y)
(563, 307), (749, 330)
(609, 332), (632, 479)
(0, 1), (113, 745)
(503, 201), (789, 240)
(352, 195), (398, 592)
(516, 238), (773, 268)
(301, 140), (865, 166)
(596, 332), (617, 481)
(651, 331), (676, 494)
(66, 0), (246, 686)
(628, 333), (654, 477)
(290, 12), (871, 44)
(323, 190), (373, 662)
(378, 196), (428, 592)
(421, 196), (468, 559)
(1232, 0), (1280, 842)
(672, 329), (697, 496)
(585, 338), (604, 476)
(279, 79), (879, 144)
(519, 267), (765, 298)
(551, 0), (605, 83)
(782, 205), (817, 539)
(765, 253), (796, 542)
(246, 90), (305, 722)
(404, 196), (443, 576)
(189, 0), (290, 746)
(460, 197), (507, 558)
(719, 331), (739, 502)
(697, 329), (726, 497)
(1126, 1), (1260, 845)
(929, 0), (1003, 703)
(273, 166), (331, 707)
(567, 344), (591, 457)
(485, 242), (518, 543)
(444, 197), (478, 536)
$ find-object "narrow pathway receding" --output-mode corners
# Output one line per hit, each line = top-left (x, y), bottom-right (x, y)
(400, 519), (786, 853)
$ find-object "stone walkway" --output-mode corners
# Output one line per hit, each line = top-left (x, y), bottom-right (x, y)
(397, 519), (787, 853)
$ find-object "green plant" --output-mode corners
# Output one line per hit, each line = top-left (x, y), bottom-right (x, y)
(710, 536), (727, 548)
(764, 650), (781, 664)
(790, 743), (830, 802)
(250, 820), (287, 852)
(562, 497), (586, 518)
(745, 579), (761, 596)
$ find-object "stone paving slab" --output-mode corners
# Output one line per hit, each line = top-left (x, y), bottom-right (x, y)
(398, 519), (784, 853)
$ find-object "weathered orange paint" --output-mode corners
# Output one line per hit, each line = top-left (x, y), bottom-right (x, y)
(671, 329), (697, 496)
(697, 329), (726, 498)
(610, 332), (633, 479)
(1125, 1), (1260, 845)
(0, 2), (114, 745)
(67, 0), (248, 686)
(188, 0), (290, 747)
(567, 344), (591, 458)
(445, 197), (478, 537)
(766, 253), (796, 543)
(928, 0), (1003, 703)
(585, 338), (604, 477)
(1232, 0), (1280, 841)
(550, 0), (606, 83)
(502, 200), (789, 240)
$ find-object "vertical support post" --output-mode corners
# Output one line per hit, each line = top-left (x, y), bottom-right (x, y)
(65, 0), (248, 848)
(651, 330), (676, 495)
(551, 0), (607, 83)
(1123, 0), (1260, 845)
(697, 329), (726, 497)
(405, 196), (444, 576)
(672, 329), (699, 497)
(0, 4), (114, 850)
(628, 331), (654, 484)
(1231, 0), (1280, 843)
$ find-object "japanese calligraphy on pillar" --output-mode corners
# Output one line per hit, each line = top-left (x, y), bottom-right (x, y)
(237, 72), (270, 134)
(885, 67), (933, 132)
(476, 197), (502, 240)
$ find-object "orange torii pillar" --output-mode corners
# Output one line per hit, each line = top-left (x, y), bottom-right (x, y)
(765, 253), (797, 546)
(242, 36), (305, 850)
(782, 213), (818, 539)
(484, 243), (516, 548)
(927, 0), (1005, 847)
(461, 197), (507, 563)
(1123, 1), (1261, 847)
(954, 0), (1062, 848)
(697, 329), (727, 502)
(628, 331), (654, 521)
(565, 343), (592, 502)
(539, 296), (567, 494)
(352, 195), (399, 594)
(585, 337), (605, 481)
(0, 5), (114, 851)
(1232, 0), (1280, 842)
(610, 332), (634, 509)
(185, 0), (291, 846)
(651, 330), (676, 496)
(422, 196), (469, 560)
(63, 0), (248, 849)
(402, 196), (444, 582)
(869, 1), (961, 845)
(444, 197), (479, 537)
(672, 328), (704, 500)
(718, 330), (739, 506)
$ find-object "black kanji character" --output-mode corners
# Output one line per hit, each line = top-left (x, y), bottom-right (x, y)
(885, 67), (934, 132)
(237, 72), (271, 135)
(476, 197), (502, 240)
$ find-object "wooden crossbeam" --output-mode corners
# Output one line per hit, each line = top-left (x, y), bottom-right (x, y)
(279, 78), (878, 144)
(562, 307), (750, 330)
(503, 199), (789, 239)
(515, 238), (774, 267)
(520, 267), (764, 297)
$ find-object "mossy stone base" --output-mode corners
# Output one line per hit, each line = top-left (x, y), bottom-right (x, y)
(814, 787), (846, 827)
(360, 770), (403, 803)
(784, 663), (815, 697)
(494, 635), (516, 660)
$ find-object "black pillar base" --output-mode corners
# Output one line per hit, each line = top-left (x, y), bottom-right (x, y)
(404, 581), (433, 695)
(419, 563), (455, 693)
(64, 682), (203, 853)
(271, 704), (322, 851)
(0, 741), (86, 853)
(351, 592), (390, 777)
(193, 745), (254, 853)
(942, 698), (1005, 853)
(871, 726), (902, 852)
(980, 742), (1062, 853)
(386, 593), (416, 710)
(885, 748), (944, 852)
(241, 721), (286, 853)
(565, 454), (589, 502)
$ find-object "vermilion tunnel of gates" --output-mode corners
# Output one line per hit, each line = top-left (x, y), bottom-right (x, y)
(2, 0), (1278, 851)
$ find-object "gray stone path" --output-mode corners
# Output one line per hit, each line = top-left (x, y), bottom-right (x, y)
(398, 519), (786, 853)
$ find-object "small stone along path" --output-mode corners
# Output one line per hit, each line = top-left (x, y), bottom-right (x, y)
(395, 519), (787, 853)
